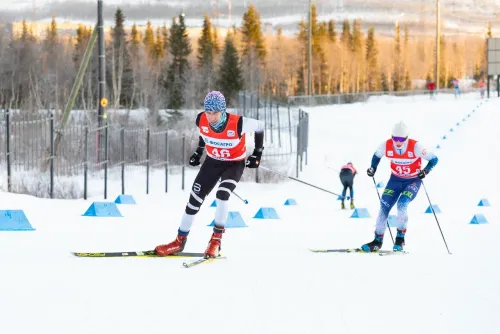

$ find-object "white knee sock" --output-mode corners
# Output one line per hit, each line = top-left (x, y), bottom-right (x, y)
(179, 212), (195, 233)
(214, 199), (229, 228)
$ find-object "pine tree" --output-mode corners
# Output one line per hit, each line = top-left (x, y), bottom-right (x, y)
(217, 33), (243, 106)
(327, 20), (336, 43)
(212, 26), (221, 55)
(295, 5), (328, 95)
(166, 14), (192, 110)
(365, 26), (380, 91)
(162, 24), (169, 53)
(241, 4), (266, 91)
(197, 14), (216, 96)
(129, 23), (142, 108)
(110, 8), (133, 108)
(154, 27), (165, 61)
(143, 20), (155, 60)
(351, 19), (362, 54)
(392, 22), (402, 91)
(381, 71), (389, 92)
(74, 25), (92, 65)
(439, 34), (447, 87)
(341, 19), (351, 49)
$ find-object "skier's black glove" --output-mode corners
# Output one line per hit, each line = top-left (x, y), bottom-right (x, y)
(246, 148), (264, 168)
(418, 169), (428, 179)
(189, 152), (202, 166)
(367, 167), (376, 177)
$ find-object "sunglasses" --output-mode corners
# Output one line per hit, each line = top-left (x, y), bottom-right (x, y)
(392, 136), (407, 142)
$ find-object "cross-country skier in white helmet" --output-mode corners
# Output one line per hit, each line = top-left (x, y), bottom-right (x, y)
(363, 121), (439, 252)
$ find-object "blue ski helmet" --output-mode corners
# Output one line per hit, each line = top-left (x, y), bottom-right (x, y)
(204, 91), (226, 113)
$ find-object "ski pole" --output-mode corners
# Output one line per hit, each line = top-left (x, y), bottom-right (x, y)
(233, 191), (248, 204)
(421, 180), (452, 255)
(372, 177), (394, 244)
(260, 166), (343, 197)
(326, 165), (340, 173)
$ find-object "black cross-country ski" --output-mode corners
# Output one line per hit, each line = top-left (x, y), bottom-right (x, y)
(182, 256), (226, 268)
(309, 248), (402, 254)
(71, 250), (206, 258)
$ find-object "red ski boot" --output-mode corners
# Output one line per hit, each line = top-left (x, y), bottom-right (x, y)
(204, 227), (225, 258)
(155, 230), (188, 256)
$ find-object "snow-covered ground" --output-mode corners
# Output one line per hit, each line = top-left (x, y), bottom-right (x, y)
(0, 92), (498, 334)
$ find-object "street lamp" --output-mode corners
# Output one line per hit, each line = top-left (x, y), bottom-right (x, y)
(435, 0), (440, 91)
(308, 0), (312, 103)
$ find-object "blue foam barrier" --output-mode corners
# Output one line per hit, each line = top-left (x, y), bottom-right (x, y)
(436, 144), (441, 149)
(208, 211), (247, 228)
(388, 215), (398, 227)
(376, 181), (385, 188)
(0, 210), (35, 231)
(442, 135), (447, 140)
(253, 207), (280, 219)
(210, 200), (217, 207)
(350, 208), (371, 218)
(478, 198), (491, 207)
(470, 214), (488, 225)
(284, 199), (297, 206)
(82, 202), (123, 217)
(114, 194), (136, 204)
(450, 128), (454, 132)
(425, 204), (441, 214)
(456, 122), (460, 126)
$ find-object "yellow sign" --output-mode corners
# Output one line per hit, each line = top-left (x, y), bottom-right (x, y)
(100, 97), (108, 107)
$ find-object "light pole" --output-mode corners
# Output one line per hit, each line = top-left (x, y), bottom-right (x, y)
(435, 0), (440, 91)
(308, 0), (312, 103)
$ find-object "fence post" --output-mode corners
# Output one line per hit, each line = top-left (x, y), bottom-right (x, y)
(250, 93), (253, 118)
(146, 128), (150, 194)
(287, 104), (292, 152)
(50, 114), (54, 199)
(104, 123), (108, 200)
(299, 110), (303, 172)
(256, 91), (260, 120)
(244, 91), (248, 117)
(121, 127), (125, 194)
(303, 113), (309, 166)
(6, 109), (11, 192)
(296, 123), (300, 178)
(277, 103), (281, 147)
(165, 131), (169, 193)
(263, 98), (267, 138)
(270, 99), (274, 144)
(181, 135), (185, 190)
(84, 126), (88, 200)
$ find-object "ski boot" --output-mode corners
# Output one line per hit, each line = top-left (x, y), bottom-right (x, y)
(350, 199), (355, 209)
(361, 233), (384, 252)
(341, 201), (345, 209)
(393, 229), (406, 252)
(204, 226), (225, 258)
(155, 229), (188, 255)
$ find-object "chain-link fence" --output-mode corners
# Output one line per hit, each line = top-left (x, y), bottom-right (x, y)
(236, 91), (308, 183)
(0, 97), (309, 199)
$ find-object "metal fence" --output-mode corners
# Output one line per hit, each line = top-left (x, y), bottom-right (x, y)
(0, 98), (309, 199)
(287, 88), (481, 106)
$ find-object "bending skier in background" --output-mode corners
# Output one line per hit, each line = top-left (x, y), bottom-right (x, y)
(363, 121), (438, 252)
(155, 91), (264, 258)
(339, 162), (356, 209)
